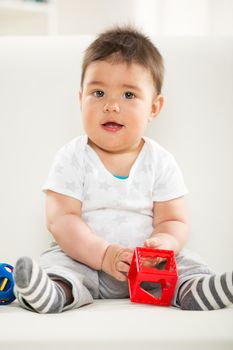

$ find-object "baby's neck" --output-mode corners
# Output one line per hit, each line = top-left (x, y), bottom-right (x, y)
(88, 138), (145, 177)
(88, 138), (144, 155)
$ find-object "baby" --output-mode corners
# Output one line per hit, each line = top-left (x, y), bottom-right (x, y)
(14, 26), (233, 313)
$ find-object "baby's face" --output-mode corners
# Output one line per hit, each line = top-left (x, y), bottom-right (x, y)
(79, 59), (162, 153)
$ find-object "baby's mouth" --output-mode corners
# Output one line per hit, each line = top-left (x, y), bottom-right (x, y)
(102, 122), (124, 132)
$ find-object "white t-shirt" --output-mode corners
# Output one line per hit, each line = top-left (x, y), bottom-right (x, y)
(42, 135), (188, 248)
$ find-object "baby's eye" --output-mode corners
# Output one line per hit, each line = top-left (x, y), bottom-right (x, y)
(93, 90), (104, 98)
(123, 91), (136, 99)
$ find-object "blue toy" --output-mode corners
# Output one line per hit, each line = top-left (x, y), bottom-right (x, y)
(0, 263), (16, 305)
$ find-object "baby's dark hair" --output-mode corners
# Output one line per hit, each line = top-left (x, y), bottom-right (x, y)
(81, 26), (164, 94)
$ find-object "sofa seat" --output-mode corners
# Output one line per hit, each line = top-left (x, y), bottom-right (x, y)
(1, 299), (233, 350)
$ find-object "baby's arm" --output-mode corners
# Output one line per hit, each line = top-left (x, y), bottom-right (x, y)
(145, 196), (189, 255)
(45, 190), (132, 281)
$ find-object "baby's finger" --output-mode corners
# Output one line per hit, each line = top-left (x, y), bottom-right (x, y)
(114, 270), (128, 282)
(141, 256), (165, 267)
(116, 261), (130, 273)
(144, 238), (161, 248)
(119, 251), (133, 265)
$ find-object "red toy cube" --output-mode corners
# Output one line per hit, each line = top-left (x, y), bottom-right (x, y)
(128, 247), (178, 306)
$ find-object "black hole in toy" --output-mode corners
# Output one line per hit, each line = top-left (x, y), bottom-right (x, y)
(140, 281), (163, 299)
(141, 257), (167, 270)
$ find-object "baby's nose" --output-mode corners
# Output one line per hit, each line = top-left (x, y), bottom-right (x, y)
(103, 102), (120, 113)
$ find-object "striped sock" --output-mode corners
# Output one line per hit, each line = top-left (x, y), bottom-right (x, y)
(178, 272), (233, 310)
(14, 256), (66, 313)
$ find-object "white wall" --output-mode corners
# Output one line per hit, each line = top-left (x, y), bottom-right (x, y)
(54, 0), (233, 36)
(0, 0), (233, 36)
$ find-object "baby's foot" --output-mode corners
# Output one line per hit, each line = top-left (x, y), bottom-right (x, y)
(14, 256), (66, 313)
(178, 271), (233, 310)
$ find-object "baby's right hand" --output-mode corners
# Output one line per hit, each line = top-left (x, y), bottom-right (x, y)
(101, 244), (133, 281)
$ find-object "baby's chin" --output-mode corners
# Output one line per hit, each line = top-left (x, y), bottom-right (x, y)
(89, 140), (126, 154)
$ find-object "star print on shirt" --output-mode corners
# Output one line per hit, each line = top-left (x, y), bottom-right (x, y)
(144, 190), (152, 199)
(99, 182), (112, 191)
(139, 163), (153, 174)
(55, 165), (64, 174)
(131, 179), (141, 189)
(65, 181), (79, 192)
(83, 192), (91, 200)
(113, 214), (128, 225)
(71, 154), (81, 170)
(85, 163), (94, 174)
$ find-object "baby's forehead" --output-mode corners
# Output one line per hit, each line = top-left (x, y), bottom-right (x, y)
(83, 61), (153, 92)
(82, 56), (157, 93)
(84, 59), (152, 81)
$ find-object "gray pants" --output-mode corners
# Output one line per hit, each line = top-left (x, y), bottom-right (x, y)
(39, 243), (213, 311)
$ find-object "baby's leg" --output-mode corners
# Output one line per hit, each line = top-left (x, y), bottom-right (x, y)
(14, 257), (67, 313)
(178, 272), (233, 310)
(14, 244), (99, 313)
(174, 250), (233, 310)
(98, 270), (129, 299)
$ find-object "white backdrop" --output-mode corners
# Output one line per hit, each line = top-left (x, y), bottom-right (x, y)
(0, 0), (233, 36)
(0, 36), (232, 274)
(52, 0), (233, 36)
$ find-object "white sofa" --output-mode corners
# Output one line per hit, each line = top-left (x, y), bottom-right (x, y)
(0, 36), (232, 349)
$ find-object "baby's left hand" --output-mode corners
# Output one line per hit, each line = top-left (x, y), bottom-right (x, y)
(143, 233), (178, 266)
(144, 233), (177, 251)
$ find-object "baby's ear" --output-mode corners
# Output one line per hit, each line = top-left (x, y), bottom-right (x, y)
(150, 95), (164, 120)
(79, 90), (83, 109)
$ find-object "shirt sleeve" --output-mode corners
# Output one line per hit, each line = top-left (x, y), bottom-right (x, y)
(152, 152), (188, 202)
(42, 140), (84, 201)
